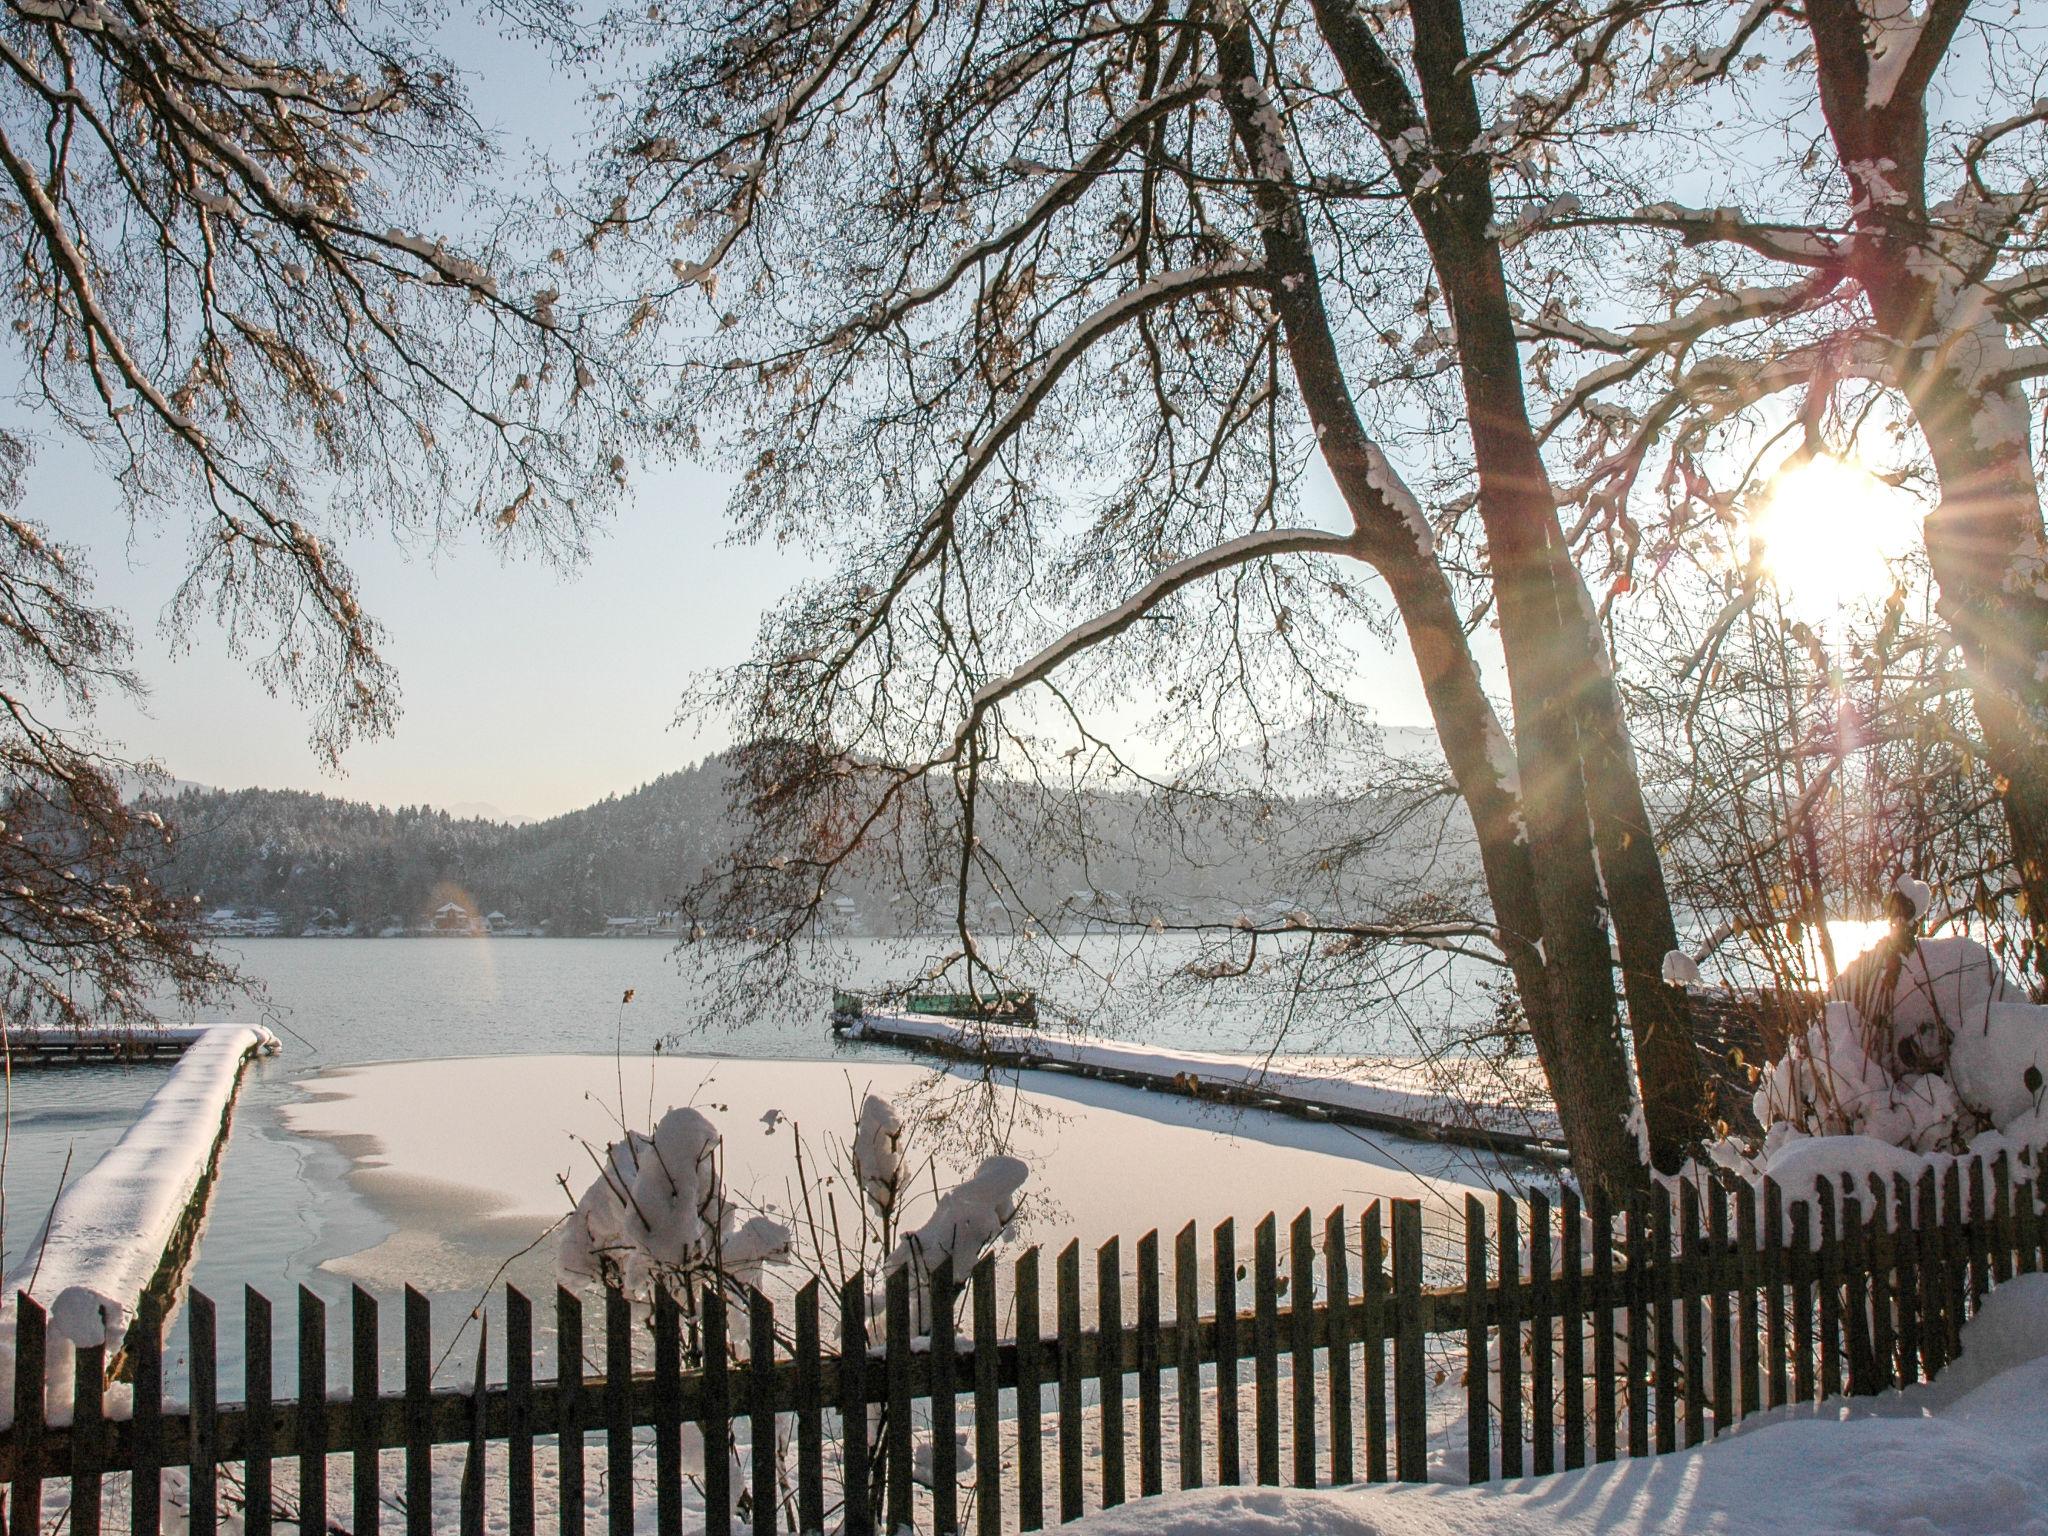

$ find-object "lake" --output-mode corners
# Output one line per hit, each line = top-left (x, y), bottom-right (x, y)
(2, 938), (1499, 1399)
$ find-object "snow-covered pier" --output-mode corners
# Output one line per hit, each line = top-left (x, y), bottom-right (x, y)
(840, 1005), (1565, 1162)
(3, 1024), (252, 1069)
(1, 1024), (279, 1426)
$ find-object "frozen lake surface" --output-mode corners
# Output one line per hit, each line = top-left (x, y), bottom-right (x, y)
(2, 939), (1505, 1396)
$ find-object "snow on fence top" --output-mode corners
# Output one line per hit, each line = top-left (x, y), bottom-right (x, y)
(0, 1023), (279, 1428)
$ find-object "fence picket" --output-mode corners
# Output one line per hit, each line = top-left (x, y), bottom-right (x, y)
(298, 1288), (328, 1536)
(1098, 1237), (1126, 1508)
(1057, 1241), (1083, 1522)
(131, 1293), (164, 1536)
(796, 1280), (826, 1536)
(1324, 1206), (1353, 1487)
(607, 1287), (634, 1536)
(1465, 1195), (1490, 1485)
(1529, 1191), (1554, 1475)
(1392, 1201), (1426, 1483)
(751, 1288), (780, 1536)
(1968, 1157), (1989, 1307)
(461, 1317), (489, 1536)
(1360, 1204), (1388, 1484)
(1817, 1185), (1842, 1400)
(885, 1265), (913, 1535)
(353, 1287), (380, 1536)
(1175, 1224), (1202, 1491)
(1735, 1183), (1759, 1422)
(1252, 1215), (1280, 1487)
(1993, 1154), (2014, 1286)
(2017, 1159), (2041, 1277)
(1843, 1192), (1877, 1395)
(1498, 1193), (1523, 1478)
(1680, 1183), (1704, 1448)
(651, 1288), (681, 1536)
(930, 1264), (958, 1536)
(1708, 1182), (1732, 1434)
(1570, 1190), (1595, 1468)
(838, 1272), (871, 1536)
(1652, 1189), (1675, 1454)
(1917, 1165), (1944, 1376)
(9, 1295), (44, 1534)
(1625, 1198), (1649, 1459)
(406, 1287), (432, 1536)
(1014, 1249), (1043, 1531)
(1214, 1219), (1240, 1486)
(1941, 1161), (1965, 1357)
(1137, 1230), (1163, 1498)
(508, 1287), (537, 1536)
(1865, 1181), (1895, 1391)
(72, 1341), (105, 1536)
(972, 1258), (1001, 1536)
(190, 1291), (217, 1536)
(245, 1288), (272, 1536)
(1288, 1211), (1316, 1488)
(702, 1285), (730, 1536)
(558, 1288), (586, 1536)
(1790, 1202), (1816, 1403)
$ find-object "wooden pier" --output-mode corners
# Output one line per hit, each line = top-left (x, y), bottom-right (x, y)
(3, 1028), (215, 1069)
(842, 1006), (1566, 1164)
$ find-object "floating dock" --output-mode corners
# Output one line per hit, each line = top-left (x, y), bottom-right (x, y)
(839, 1004), (1566, 1163)
(3, 1025), (245, 1069)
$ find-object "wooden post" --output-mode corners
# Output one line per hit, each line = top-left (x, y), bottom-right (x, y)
(298, 1288), (328, 1536)
(132, 1293), (165, 1536)
(508, 1286), (537, 1536)
(1572, 1189), (1597, 1469)
(1866, 1179), (1896, 1391)
(10, 1295), (48, 1534)
(1465, 1194), (1490, 1485)
(1498, 1193), (1523, 1478)
(406, 1287), (432, 1536)
(652, 1288), (681, 1536)
(702, 1285), (730, 1536)
(1057, 1241), (1083, 1522)
(1763, 1181), (1788, 1408)
(930, 1263), (959, 1536)
(972, 1259), (1001, 1536)
(1625, 1198), (1648, 1458)
(1992, 1153), (2015, 1286)
(1325, 1206), (1354, 1487)
(1175, 1223), (1203, 1491)
(1967, 1156), (1990, 1307)
(796, 1280), (825, 1536)
(244, 1288), (273, 1536)
(1652, 1188), (1675, 1454)
(1015, 1250), (1043, 1531)
(1097, 1237), (1126, 1508)
(1941, 1161), (1965, 1357)
(1392, 1200), (1426, 1483)
(1790, 1202), (1815, 1403)
(1137, 1230), (1164, 1498)
(1289, 1210), (1316, 1488)
(1361, 1204), (1389, 1483)
(1252, 1214), (1280, 1487)
(885, 1266), (913, 1536)
(1736, 1184), (1760, 1421)
(1708, 1182), (1732, 1434)
(72, 1341), (105, 1536)
(838, 1272), (871, 1536)
(1529, 1191), (1554, 1476)
(1680, 1182), (1705, 1448)
(751, 1288), (779, 1536)
(352, 1286), (381, 1536)
(606, 1287), (633, 1536)
(1214, 1219), (1241, 1486)
(1843, 1191), (1877, 1395)
(1816, 1184), (1841, 1400)
(190, 1291), (218, 1536)
(559, 1287), (586, 1536)
(461, 1316), (490, 1536)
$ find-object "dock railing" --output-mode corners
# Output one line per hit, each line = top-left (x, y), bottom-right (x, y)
(4, 1147), (2042, 1535)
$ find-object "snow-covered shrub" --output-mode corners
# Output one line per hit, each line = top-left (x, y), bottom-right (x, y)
(884, 1154), (1028, 1330)
(1742, 908), (2048, 1181)
(853, 1093), (908, 1221)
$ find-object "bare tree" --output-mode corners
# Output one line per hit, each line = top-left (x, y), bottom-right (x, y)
(0, 0), (628, 1024)
(601, 0), (1731, 1190)
(1529, 0), (2048, 985)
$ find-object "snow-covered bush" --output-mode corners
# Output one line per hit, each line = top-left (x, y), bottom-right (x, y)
(1742, 901), (2048, 1180)
(883, 1154), (1028, 1331)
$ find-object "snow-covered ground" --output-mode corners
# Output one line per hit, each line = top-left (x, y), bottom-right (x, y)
(1064, 1272), (2048, 1536)
(1, 1024), (279, 1428)
(846, 1010), (1559, 1145)
(279, 1053), (1502, 1297)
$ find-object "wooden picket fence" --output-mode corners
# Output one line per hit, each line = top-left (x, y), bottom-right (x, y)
(3, 1147), (2042, 1535)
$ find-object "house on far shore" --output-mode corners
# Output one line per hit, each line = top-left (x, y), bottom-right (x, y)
(484, 910), (512, 933)
(431, 900), (479, 934)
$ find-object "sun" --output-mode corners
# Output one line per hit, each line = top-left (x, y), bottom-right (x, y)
(1747, 454), (1922, 622)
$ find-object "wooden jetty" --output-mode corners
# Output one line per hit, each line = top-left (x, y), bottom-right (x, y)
(840, 1004), (1566, 1164)
(2, 1027), (228, 1069)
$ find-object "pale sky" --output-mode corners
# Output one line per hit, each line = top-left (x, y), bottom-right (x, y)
(33, 18), (1445, 823)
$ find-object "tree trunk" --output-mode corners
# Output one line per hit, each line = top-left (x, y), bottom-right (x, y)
(1402, 0), (1707, 1169)
(1804, 0), (2048, 980)
(1212, 16), (1648, 1196)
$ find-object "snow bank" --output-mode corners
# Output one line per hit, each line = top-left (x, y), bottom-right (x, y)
(849, 1009), (1560, 1144)
(1, 1024), (279, 1428)
(1064, 1273), (2048, 1535)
